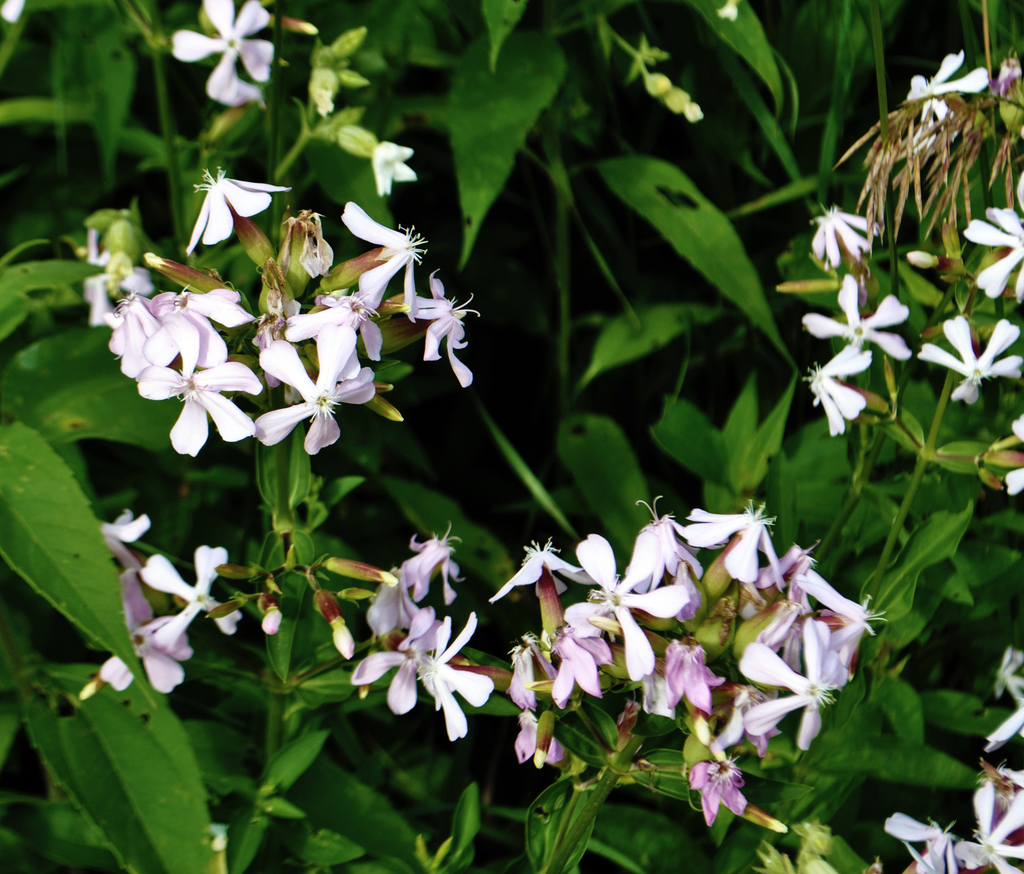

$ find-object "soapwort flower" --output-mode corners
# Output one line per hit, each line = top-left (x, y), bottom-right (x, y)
(172, 0), (273, 106)
(955, 781), (1024, 874)
(565, 534), (693, 681)
(403, 529), (462, 605)
(255, 325), (376, 455)
(106, 293), (163, 378)
(417, 613), (494, 741)
(690, 758), (747, 826)
(805, 345), (873, 436)
(515, 711), (564, 765)
(417, 272), (476, 388)
(812, 207), (873, 269)
(803, 275), (911, 359)
(664, 640), (724, 713)
(144, 288), (255, 372)
(140, 546), (243, 635)
(342, 202), (426, 314)
(372, 142), (417, 198)
(919, 317), (1022, 403)
(489, 539), (582, 603)
(549, 625), (613, 708)
(509, 635), (556, 710)
(884, 814), (959, 874)
(907, 50), (990, 124)
(83, 229), (153, 326)
(964, 202), (1024, 300)
(621, 501), (702, 592)
(101, 510), (151, 570)
(285, 289), (383, 359)
(683, 503), (782, 586)
(187, 169), (290, 254)
(739, 619), (846, 750)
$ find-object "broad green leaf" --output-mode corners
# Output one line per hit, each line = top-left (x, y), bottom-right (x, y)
(554, 713), (609, 767)
(872, 677), (924, 743)
(263, 731), (330, 793)
(0, 423), (142, 684)
(597, 155), (789, 361)
(741, 775), (813, 806)
(934, 441), (986, 475)
(525, 779), (597, 872)
(628, 749), (689, 801)
(577, 302), (719, 390)
(812, 735), (976, 788)
(0, 291), (25, 344)
(730, 374), (795, 494)
(281, 827), (365, 866)
(651, 396), (729, 486)
(306, 140), (393, 227)
(667, 0), (783, 112)
(381, 476), (515, 590)
(556, 414), (649, 556)
(3, 801), (118, 871)
(84, 25), (135, 187)
(449, 33), (567, 266)
(481, 0), (529, 70)
(227, 808), (268, 874)
(919, 690), (1016, 738)
(25, 666), (213, 874)
(0, 97), (92, 126)
(0, 259), (100, 296)
(266, 570), (307, 682)
(869, 502), (974, 621)
(290, 755), (420, 866)
(442, 782), (480, 874)
(2, 329), (178, 449)
(595, 805), (712, 874)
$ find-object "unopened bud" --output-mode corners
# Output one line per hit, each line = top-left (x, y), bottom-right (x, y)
(664, 88), (703, 121)
(206, 599), (246, 619)
(794, 820), (832, 855)
(616, 700), (640, 746)
(982, 449), (1024, 469)
(941, 218), (962, 260)
(534, 710), (557, 768)
(331, 618), (354, 657)
(990, 434), (1024, 453)
(980, 466), (1005, 490)
(452, 663), (512, 692)
(756, 842), (796, 874)
(280, 210), (334, 293)
(906, 250), (939, 269)
(379, 313), (429, 354)
(338, 69), (371, 88)
(314, 588), (342, 624)
(275, 14), (318, 34)
(733, 599), (800, 659)
(365, 393), (404, 422)
(338, 587), (376, 600)
(694, 592), (737, 661)
(537, 567), (565, 635)
(589, 614), (622, 635)
(104, 216), (142, 263)
(777, 279), (843, 294)
(80, 675), (106, 700)
(320, 247), (386, 293)
(262, 606), (282, 635)
(217, 563), (258, 580)
(337, 125), (378, 158)
(324, 557), (399, 586)
(645, 72), (673, 97)
(842, 383), (888, 415)
(331, 26), (368, 58)
(702, 542), (738, 602)
(144, 253), (226, 293)
(229, 205), (275, 266)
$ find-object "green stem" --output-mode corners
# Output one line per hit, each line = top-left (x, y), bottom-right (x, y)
(275, 127), (310, 183)
(868, 0), (889, 143)
(0, 13), (27, 84)
(147, 9), (186, 255)
(268, 0), (286, 212)
(544, 769), (618, 874)
(265, 684), (287, 759)
(865, 369), (955, 601)
(274, 436), (295, 533)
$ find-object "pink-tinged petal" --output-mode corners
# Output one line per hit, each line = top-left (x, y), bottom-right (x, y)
(868, 331), (912, 360)
(213, 610), (241, 634)
(832, 221), (870, 258)
(739, 642), (809, 692)
(575, 534), (619, 591)
(315, 325), (359, 390)
(617, 607), (655, 681)
(197, 392), (254, 443)
(440, 613), (478, 664)
(623, 584), (692, 618)
(811, 225), (827, 261)
(985, 704), (1024, 751)
(342, 202), (409, 249)
(801, 619), (832, 683)
(188, 193), (212, 255)
(254, 404), (311, 446)
(446, 343), (473, 388)
(515, 714), (538, 763)
(170, 399), (210, 457)
(951, 380), (979, 403)
(220, 179), (273, 218)
(423, 323), (443, 362)
(352, 651), (406, 685)
(446, 666), (494, 707)
(434, 681), (469, 741)
(802, 314), (845, 340)
(137, 367), (185, 400)
(143, 651), (186, 693)
(977, 250), (1024, 298)
(260, 340), (318, 400)
(187, 289), (254, 327)
(821, 345), (872, 378)
(965, 218), (1019, 247)
(884, 813), (941, 843)
(683, 515), (747, 547)
(404, 260), (418, 320)
(357, 257), (404, 305)
(99, 656), (134, 690)
(194, 545), (228, 596)
(742, 695), (810, 737)
(943, 316), (977, 364)
(796, 705), (822, 750)
(140, 555), (195, 600)
(195, 361), (262, 394)
(621, 530), (662, 592)
(975, 780), (997, 836)
(304, 414), (340, 455)
(823, 227), (841, 268)
(490, 556), (543, 603)
(172, 30), (226, 61)
(234, 0), (270, 36)
(150, 603), (203, 651)
(564, 602), (605, 638)
(203, 0), (236, 36)
(724, 525), (761, 584)
(918, 343), (972, 377)
(992, 791), (1024, 845)
(432, 615), (452, 658)
(285, 307), (350, 342)
(227, 179), (291, 194)
(388, 660), (419, 714)
(361, 322), (383, 361)
(206, 52), (243, 107)
(932, 51), (966, 85)
(815, 383), (845, 436)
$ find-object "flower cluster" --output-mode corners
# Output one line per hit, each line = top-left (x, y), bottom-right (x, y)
(92, 186), (475, 456)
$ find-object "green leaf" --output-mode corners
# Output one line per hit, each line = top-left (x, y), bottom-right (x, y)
(919, 690), (1016, 738)
(381, 476), (516, 590)
(266, 570), (307, 682)
(597, 155), (789, 361)
(556, 413), (650, 556)
(873, 677), (924, 743)
(811, 735), (976, 788)
(262, 797), (307, 818)
(934, 440), (985, 475)
(595, 804), (712, 874)
(525, 779), (596, 872)
(281, 827), (365, 866)
(0, 97), (92, 127)
(227, 808), (268, 874)
(727, 176), (818, 219)
(0, 423), (143, 685)
(667, 0), (783, 112)
(306, 140), (393, 227)
(84, 25), (135, 187)
(2, 329), (179, 449)
(3, 801), (118, 871)
(255, 429), (312, 512)
(577, 302), (719, 391)
(741, 775), (813, 806)
(442, 782), (480, 874)
(0, 259), (100, 295)
(449, 32), (567, 266)
(263, 731), (330, 794)
(869, 502), (974, 621)
(481, 0), (529, 70)
(554, 713), (610, 767)
(651, 396), (729, 486)
(629, 749), (689, 801)
(731, 375), (795, 494)
(473, 397), (577, 539)
(24, 666), (213, 874)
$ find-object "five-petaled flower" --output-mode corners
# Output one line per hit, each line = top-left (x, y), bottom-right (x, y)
(187, 169), (290, 254)
(919, 316), (1022, 403)
(342, 202), (426, 316)
(805, 345), (873, 436)
(812, 207), (872, 269)
(803, 275), (911, 359)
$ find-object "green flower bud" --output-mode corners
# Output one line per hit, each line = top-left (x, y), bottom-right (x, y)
(337, 125), (378, 158)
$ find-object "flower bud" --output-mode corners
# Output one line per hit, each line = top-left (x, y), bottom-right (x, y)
(534, 709), (557, 768)
(338, 587), (376, 600)
(702, 541), (738, 602)
(451, 662), (513, 692)
(841, 383), (888, 415)
(644, 72), (673, 97)
(365, 393), (404, 422)
(941, 218), (962, 260)
(262, 605), (282, 635)
(104, 217), (142, 264)
(982, 449), (1024, 469)
(743, 805), (788, 834)
(694, 591), (737, 661)
(906, 250), (939, 269)
(777, 279), (842, 294)
(80, 675), (106, 700)
(229, 205), (275, 266)
(537, 566), (565, 635)
(664, 88), (703, 121)
(339, 69), (371, 88)
(217, 563), (259, 580)
(206, 599), (247, 619)
(337, 125), (379, 159)
(794, 821), (833, 856)
(379, 314), (429, 354)
(756, 843), (796, 874)
(980, 466), (1005, 490)
(990, 434), (1024, 452)
(324, 557), (399, 586)
(616, 700), (640, 747)
(884, 357), (897, 406)
(314, 589), (355, 657)
(280, 210), (334, 294)
(277, 15), (318, 34)
(310, 67), (340, 118)
(732, 599), (800, 659)
(331, 27), (368, 58)
(320, 247), (386, 293)
(144, 253), (227, 293)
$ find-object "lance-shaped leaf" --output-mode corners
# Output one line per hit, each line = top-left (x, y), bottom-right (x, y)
(0, 423), (144, 689)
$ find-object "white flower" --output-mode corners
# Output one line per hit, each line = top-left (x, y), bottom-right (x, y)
(140, 546), (242, 636)
(372, 142), (417, 198)
(907, 50), (990, 118)
(812, 207), (872, 269)
(489, 539), (583, 604)
(144, 288), (255, 372)
(342, 202), (426, 315)
(105, 293), (163, 378)
(996, 646), (1024, 701)
(803, 275), (911, 359)
(683, 502), (782, 586)
(622, 502), (702, 592)
(964, 205), (1024, 300)
(716, 0), (740, 20)
(84, 229), (153, 327)
(187, 169), (290, 254)
(416, 272), (476, 387)
(417, 613), (494, 741)
(1, 0), (24, 23)
(255, 325), (376, 454)
(805, 345), (873, 436)
(137, 357), (263, 457)
(172, 0), (273, 106)
(918, 316), (1022, 403)
(101, 510), (151, 570)
(285, 289), (383, 359)
(884, 814), (959, 874)
(955, 781), (1024, 874)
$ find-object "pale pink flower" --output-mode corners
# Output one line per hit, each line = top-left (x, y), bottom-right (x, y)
(342, 202), (425, 314)
(285, 289), (383, 359)
(515, 711), (564, 765)
(955, 781), (1024, 874)
(664, 640), (724, 713)
(812, 207), (871, 268)
(549, 625), (612, 708)
(806, 345), (873, 436)
(372, 142), (417, 198)
(885, 813), (959, 874)
(690, 758), (747, 826)
(621, 503), (702, 592)
(509, 634), (556, 711)
(489, 539), (583, 604)
(803, 275), (911, 359)
(367, 570), (417, 636)
(683, 503), (782, 586)
(140, 546), (242, 636)
(919, 317), (1022, 403)
(186, 169), (290, 254)
(105, 293), (163, 378)
(144, 288), (255, 371)
(101, 510), (151, 570)
(964, 206), (1024, 300)
(403, 530), (462, 605)
(416, 272), (476, 387)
